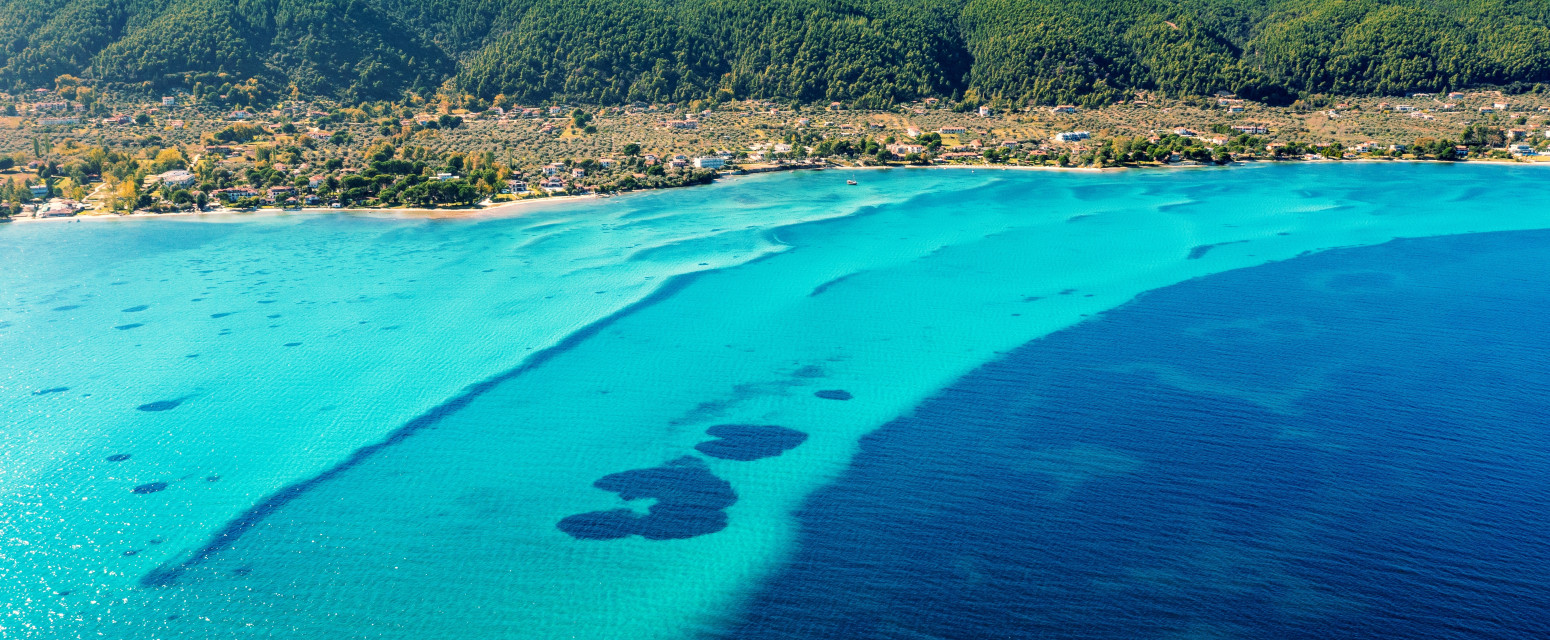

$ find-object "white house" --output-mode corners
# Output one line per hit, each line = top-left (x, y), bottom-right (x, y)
(161, 96), (175, 106)
(156, 170), (197, 188)
(213, 187), (258, 202)
(1053, 131), (1091, 143)
(692, 157), (725, 169)
(38, 201), (78, 217)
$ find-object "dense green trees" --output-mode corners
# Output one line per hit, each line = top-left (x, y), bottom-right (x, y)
(0, 0), (447, 100)
(1247, 0), (1550, 97)
(1, 0), (1547, 106)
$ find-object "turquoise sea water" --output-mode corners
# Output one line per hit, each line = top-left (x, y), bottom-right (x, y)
(1, 164), (1547, 638)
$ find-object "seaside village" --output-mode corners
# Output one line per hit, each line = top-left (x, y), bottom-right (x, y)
(3, 86), (1549, 219)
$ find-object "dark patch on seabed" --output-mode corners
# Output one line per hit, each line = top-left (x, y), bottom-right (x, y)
(1187, 239), (1250, 259)
(140, 270), (710, 588)
(695, 424), (808, 461)
(810, 271), (866, 297)
(726, 230), (1550, 640)
(137, 398), (184, 412)
(132, 482), (168, 494)
(558, 456), (737, 540)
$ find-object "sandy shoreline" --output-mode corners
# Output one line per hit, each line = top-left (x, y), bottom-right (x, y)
(8, 157), (1543, 225)
(8, 192), (603, 224)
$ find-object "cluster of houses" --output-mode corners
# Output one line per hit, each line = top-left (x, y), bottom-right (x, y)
(1367, 94), (1550, 122)
(26, 100), (85, 114)
(8, 199), (85, 218)
(5, 180), (85, 217)
(206, 185), (327, 207)
(13, 88), (200, 128)
(181, 148), (737, 207)
(27, 99), (87, 126)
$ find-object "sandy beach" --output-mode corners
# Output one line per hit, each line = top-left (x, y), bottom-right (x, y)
(9, 192), (602, 224)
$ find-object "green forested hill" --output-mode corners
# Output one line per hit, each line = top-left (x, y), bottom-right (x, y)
(1, 0), (1547, 106)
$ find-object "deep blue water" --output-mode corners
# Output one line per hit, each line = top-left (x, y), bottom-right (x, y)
(729, 230), (1550, 639)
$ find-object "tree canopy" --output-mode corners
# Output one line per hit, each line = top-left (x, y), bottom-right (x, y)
(1, 0), (1547, 105)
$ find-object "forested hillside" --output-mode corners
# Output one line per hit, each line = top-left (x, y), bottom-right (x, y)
(1, 0), (1547, 106)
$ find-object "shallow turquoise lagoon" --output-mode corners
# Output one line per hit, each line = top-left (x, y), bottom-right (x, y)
(2, 164), (1547, 638)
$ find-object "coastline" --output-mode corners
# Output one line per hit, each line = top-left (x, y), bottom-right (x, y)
(9, 156), (1545, 226)
(8, 191), (602, 224)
